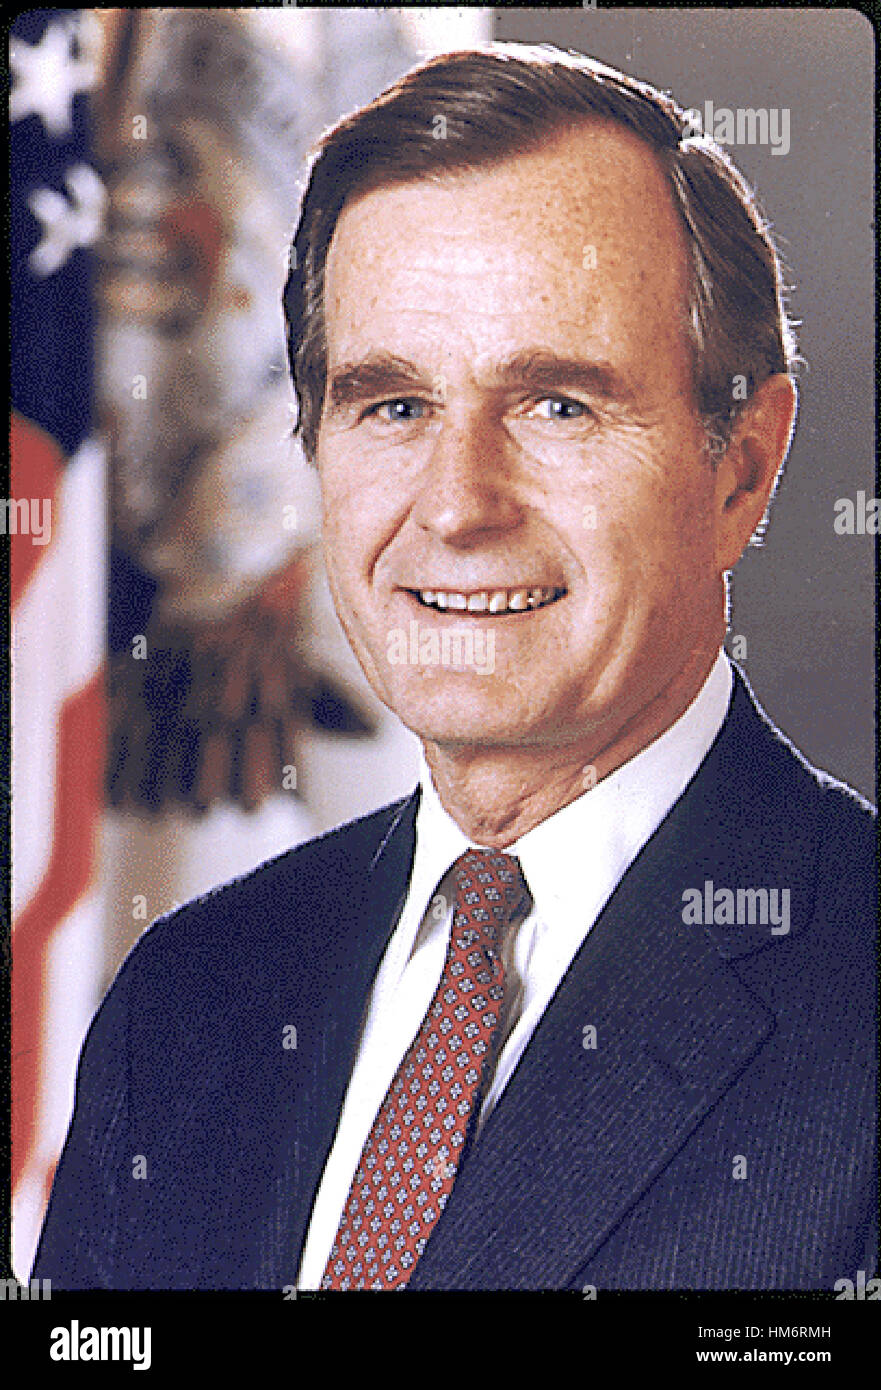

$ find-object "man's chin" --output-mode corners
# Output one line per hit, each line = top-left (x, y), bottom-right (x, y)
(378, 677), (567, 752)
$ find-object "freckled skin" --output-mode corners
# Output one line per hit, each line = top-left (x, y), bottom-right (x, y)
(316, 123), (796, 846)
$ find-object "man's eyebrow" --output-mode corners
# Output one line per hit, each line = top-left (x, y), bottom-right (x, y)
(326, 355), (432, 409)
(325, 349), (634, 410)
(489, 350), (633, 402)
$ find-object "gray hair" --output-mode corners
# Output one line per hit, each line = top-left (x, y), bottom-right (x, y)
(283, 43), (800, 463)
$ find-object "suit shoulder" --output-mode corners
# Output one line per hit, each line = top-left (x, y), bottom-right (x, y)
(764, 710), (876, 851)
(116, 791), (417, 977)
(733, 669), (875, 826)
(752, 704), (877, 948)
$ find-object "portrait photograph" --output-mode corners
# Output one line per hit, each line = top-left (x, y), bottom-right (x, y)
(5, 2), (877, 1367)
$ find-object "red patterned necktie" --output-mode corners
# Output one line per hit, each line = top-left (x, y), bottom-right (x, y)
(321, 847), (531, 1290)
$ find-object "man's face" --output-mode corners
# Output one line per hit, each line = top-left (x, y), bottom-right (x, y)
(316, 123), (726, 755)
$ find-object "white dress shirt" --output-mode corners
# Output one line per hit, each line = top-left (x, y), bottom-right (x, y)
(297, 649), (733, 1288)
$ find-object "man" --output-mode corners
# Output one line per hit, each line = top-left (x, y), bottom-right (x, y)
(33, 44), (876, 1291)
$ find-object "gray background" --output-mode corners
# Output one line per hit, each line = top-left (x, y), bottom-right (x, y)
(494, 6), (875, 799)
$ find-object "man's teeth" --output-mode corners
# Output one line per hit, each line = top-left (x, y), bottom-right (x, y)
(417, 586), (562, 614)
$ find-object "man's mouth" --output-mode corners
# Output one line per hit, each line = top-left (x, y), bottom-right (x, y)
(409, 585), (565, 615)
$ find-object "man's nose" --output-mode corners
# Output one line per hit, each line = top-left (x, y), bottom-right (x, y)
(411, 408), (523, 545)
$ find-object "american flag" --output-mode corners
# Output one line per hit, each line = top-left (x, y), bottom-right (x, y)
(9, 8), (107, 1280)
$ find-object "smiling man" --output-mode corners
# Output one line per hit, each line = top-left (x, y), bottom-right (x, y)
(315, 118), (786, 844)
(34, 45), (876, 1293)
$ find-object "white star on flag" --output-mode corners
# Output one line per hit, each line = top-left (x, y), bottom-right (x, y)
(28, 163), (107, 278)
(9, 15), (96, 138)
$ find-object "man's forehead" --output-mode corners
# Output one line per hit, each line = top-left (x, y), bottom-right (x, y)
(328, 241), (604, 330)
(323, 121), (689, 346)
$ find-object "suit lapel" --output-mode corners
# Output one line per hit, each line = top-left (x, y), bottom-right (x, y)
(409, 674), (818, 1289)
(125, 792), (416, 1288)
(249, 790), (420, 1286)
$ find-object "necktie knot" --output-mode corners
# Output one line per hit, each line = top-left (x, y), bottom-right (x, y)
(451, 848), (531, 954)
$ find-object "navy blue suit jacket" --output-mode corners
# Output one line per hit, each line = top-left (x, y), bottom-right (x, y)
(33, 668), (877, 1289)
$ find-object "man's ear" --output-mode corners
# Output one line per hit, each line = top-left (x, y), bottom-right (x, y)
(713, 372), (797, 572)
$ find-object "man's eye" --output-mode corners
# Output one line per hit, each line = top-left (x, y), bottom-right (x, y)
(366, 398), (429, 424)
(531, 397), (589, 421)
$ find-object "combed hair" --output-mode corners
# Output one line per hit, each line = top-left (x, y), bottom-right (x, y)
(283, 43), (799, 462)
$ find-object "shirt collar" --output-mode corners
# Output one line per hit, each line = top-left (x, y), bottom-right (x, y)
(413, 649), (733, 933)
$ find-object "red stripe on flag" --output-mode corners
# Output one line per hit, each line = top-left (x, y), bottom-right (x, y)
(9, 410), (63, 606)
(11, 670), (105, 1191)
(43, 1158), (58, 1210)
